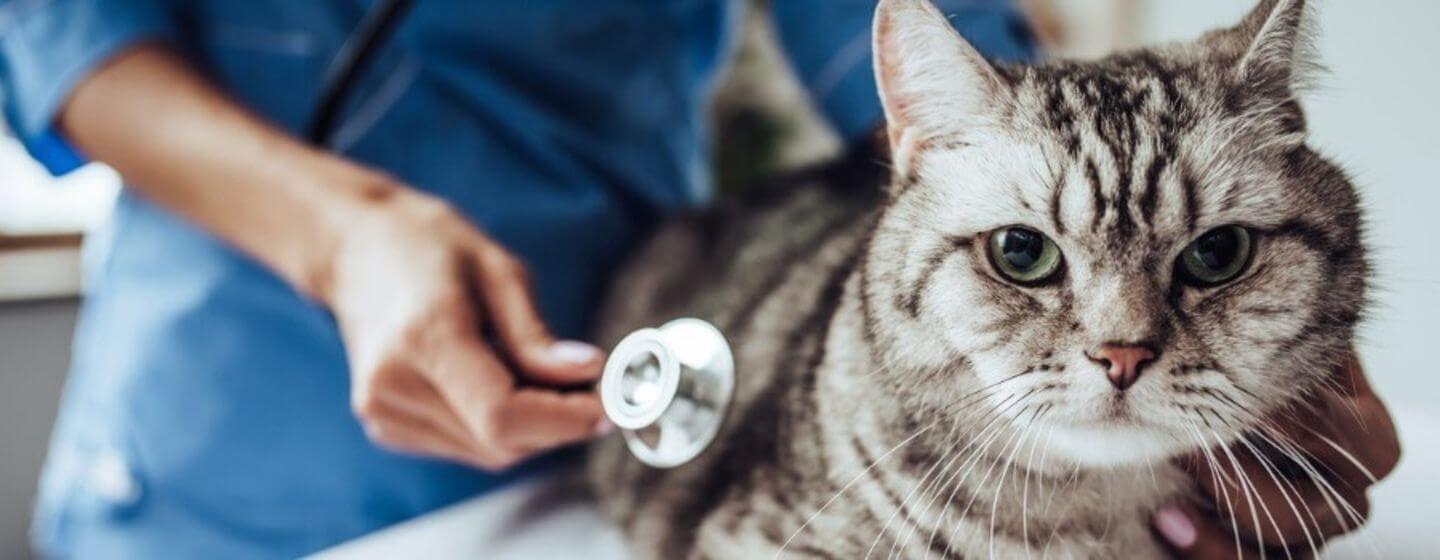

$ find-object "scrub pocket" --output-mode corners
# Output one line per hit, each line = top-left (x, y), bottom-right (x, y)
(31, 415), (147, 557)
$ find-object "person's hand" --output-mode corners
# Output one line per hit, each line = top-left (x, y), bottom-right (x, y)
(52, 45), (611, 470)
(1153, 353), (1401, 558)
(319, 187), (610, 470)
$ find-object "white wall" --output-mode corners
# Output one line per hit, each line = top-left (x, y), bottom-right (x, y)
(1138, 1), (1440, 556)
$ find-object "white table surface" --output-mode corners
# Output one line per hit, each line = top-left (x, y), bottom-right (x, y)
(315, 405), (1440, 559)
(310, 473), (630, 560)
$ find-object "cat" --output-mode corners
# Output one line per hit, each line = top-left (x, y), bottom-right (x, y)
(588, 0), (1368, 557)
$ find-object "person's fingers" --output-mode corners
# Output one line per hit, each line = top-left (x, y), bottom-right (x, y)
(1154, 503), (1227, 559)
(409, 307), (606, 464)
(492, 388), (607, 452)
(1167, 352), (1396, 557)
(1309, 355), (1402, 483)
(1189, 436), (1366, 547)
(1153, 503), (1314, 560)
(371, 370), (480, 450)
(1330, 352), (1373, 398)
(471, 243), (604, 385)
(359, 399), (487, 467)
(1241, 356), (1396, 517)
(412, 319), (526, 457)
(1266, 392), (1383, 496)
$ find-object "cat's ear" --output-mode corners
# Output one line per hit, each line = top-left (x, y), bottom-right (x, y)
(1211, 0), (1319, 98)
(1237, 0), (1318, 96)
(1200, 0), (1318, 145)
(873, 0), (1009, 172)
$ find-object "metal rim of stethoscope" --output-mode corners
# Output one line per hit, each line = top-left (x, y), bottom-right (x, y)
(601, 331), (681, 430)
(599, 318), (735, 469)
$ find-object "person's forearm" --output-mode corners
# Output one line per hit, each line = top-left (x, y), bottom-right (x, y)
(57, 44), (398, 297)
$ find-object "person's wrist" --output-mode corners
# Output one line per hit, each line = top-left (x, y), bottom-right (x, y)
(284, 155), (410, 304)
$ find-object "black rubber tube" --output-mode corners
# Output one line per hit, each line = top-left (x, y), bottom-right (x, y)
(305, 0), (417, 145)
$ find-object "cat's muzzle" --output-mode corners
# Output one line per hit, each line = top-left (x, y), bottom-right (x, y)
(599, 318), (734, 468)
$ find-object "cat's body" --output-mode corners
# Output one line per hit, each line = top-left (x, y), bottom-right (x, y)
(590, 1), (1367, 558)
(589, 163), (1188, 558)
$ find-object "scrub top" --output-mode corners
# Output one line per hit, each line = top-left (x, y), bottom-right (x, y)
(0, 0), (1034, 557)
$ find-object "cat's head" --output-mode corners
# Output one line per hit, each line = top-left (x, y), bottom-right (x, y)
(862, 0), (1366, 467)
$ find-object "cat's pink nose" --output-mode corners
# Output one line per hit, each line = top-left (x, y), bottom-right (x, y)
(1087, 344), (1157, 391)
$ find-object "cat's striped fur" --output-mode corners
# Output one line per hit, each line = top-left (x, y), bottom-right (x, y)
(589, 0), (1368, 558)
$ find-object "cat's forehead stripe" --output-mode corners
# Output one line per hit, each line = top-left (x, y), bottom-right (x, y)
(1018, 54), (1221, 246)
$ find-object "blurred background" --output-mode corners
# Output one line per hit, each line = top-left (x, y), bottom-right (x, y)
(2, 1), (1436, 557)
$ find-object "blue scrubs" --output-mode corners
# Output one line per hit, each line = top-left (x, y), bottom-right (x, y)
(0, 1), (1033, 557)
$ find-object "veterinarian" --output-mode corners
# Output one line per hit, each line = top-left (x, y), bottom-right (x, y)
(0, 0), (1395, 558)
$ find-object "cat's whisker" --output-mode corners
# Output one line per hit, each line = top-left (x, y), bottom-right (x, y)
(988, 407), (1046, 559)
(873, 422), (957, 560)
(1139, 417), (1163, 495)
(1301, 427), (1382, 486)
(898, 394), (1025, 555)
(1273, 429), (1360, 501)
(887, 390), (1021, 559)
(1235, 434), (1322, 558)
(1019, 405), (1055, 560)
(925, 402), (1029, 558)
(1249, 427), (1383, 559)
(1035, 419), (1061, 560)
(864, 396), (985, 560)
(940, 401), (1033, 555)
(904, 391), (1031, 559)
(864, 438), (950, 559)
(1209, 428), (1279, 560)
(1252, 428), (1354, 534)
(925, 392), (1038, 553)
(1319, 383), (1370, 432)
(1199, 395), (1349, 554)
(1253, 427), (1369, 533)
(1181, 418), (1246, 559)
(941, 369), (1043, 413)
(1198, 393), (1331, 555)
(985, 414), (1034, 558)
(1035, 413), (1062, 515)
(949, 412), (1027, 558)
(888, 392), (1016, 558)
(776, 418), (942, 558)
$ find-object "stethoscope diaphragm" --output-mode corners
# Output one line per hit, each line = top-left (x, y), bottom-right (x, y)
(599, 318), (734, 468)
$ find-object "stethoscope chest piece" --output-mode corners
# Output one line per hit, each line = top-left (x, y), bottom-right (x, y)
(599, 318), (734, 468)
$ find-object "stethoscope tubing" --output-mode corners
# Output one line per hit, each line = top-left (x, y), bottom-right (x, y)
(306, 0), (418, 145)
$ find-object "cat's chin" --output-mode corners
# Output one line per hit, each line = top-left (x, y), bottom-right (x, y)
(1042, 421), (1189, 468)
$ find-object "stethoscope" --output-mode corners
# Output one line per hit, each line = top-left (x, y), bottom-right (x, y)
(310, 0), (734, 469)
(598, 319), (735, 468)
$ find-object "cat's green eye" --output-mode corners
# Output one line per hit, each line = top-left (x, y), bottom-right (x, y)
(987, 227), (1063, 285)
(1178, 226), (1253, 287)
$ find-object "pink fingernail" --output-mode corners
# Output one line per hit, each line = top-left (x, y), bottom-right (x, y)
(550, 341), (601, 364)
(1154, 505), (1198, 548)
(594, 417), (616, 436)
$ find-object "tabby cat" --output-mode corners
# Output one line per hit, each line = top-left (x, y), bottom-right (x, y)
(589, 0), (1368, 557)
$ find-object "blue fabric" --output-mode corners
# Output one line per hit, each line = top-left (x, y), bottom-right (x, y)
(773, 0), (1036, 142)
(1, 0), (1034, 558)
